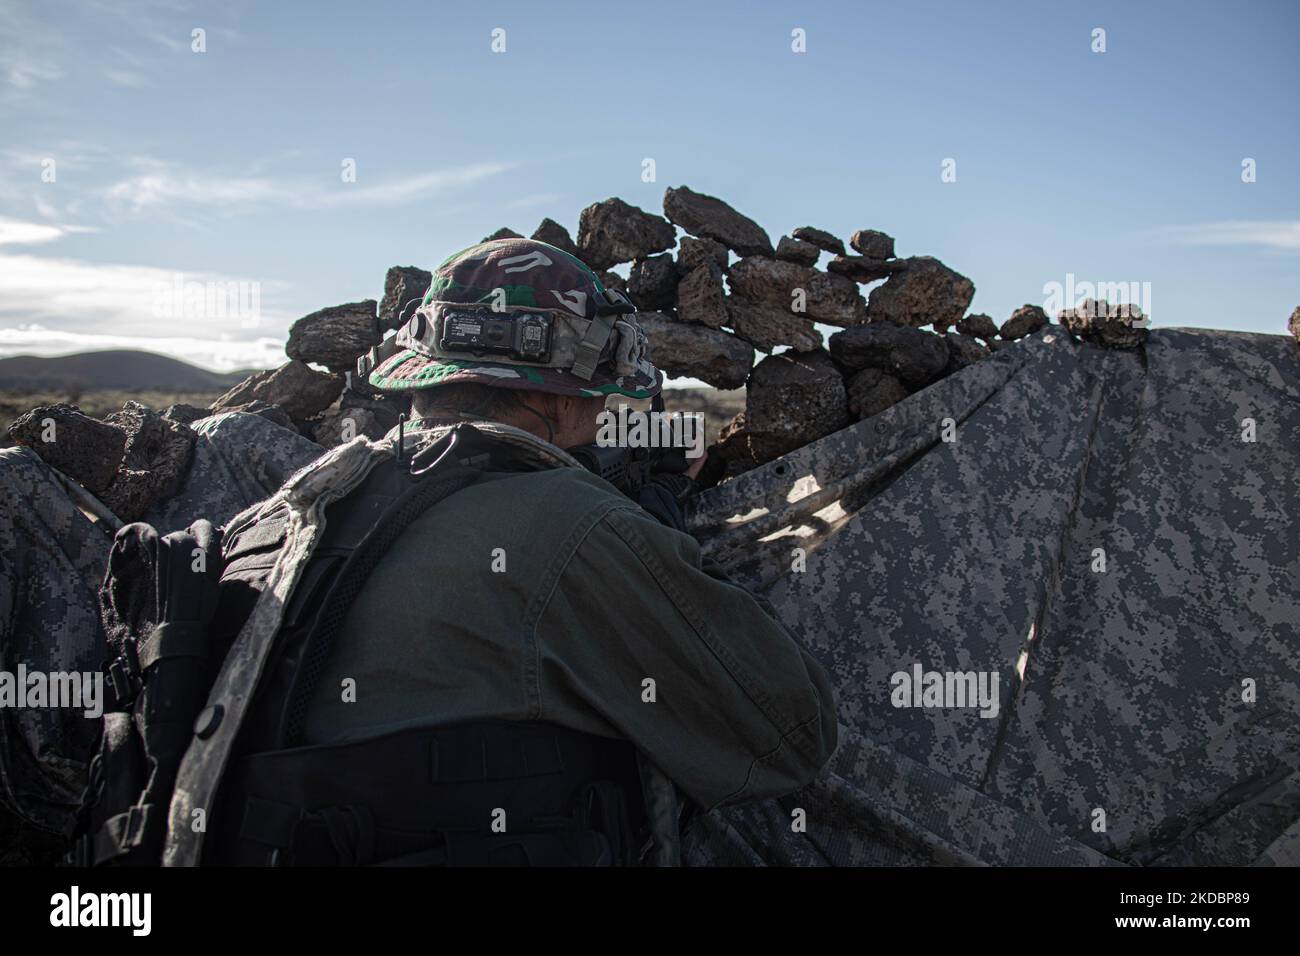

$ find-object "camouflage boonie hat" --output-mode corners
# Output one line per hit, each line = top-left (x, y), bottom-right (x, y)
(363, 238), (662, 399)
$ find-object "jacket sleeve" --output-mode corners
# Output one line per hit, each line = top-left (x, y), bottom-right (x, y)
(530, 501), (838, 811)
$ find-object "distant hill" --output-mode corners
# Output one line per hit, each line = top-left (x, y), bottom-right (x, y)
(0, 351), (254, 393)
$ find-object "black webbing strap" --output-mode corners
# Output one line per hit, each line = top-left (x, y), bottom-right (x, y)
(280, 454), (479, 746)
(85, 804), (153, 865)
(136, 621), (210, 671)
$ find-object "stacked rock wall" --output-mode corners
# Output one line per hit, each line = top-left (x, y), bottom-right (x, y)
(6, 187), (1190, 510)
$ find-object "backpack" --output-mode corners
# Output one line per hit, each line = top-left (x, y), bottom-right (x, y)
(69, 423), (682, 867)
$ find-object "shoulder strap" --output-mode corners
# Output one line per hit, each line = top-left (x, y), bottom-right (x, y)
(165, 427), (477, 865)
(279, 461), (478, 746)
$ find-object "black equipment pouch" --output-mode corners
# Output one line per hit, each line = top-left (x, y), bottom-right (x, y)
(67, 519), (225, 866)
(211, 720), (646, 866)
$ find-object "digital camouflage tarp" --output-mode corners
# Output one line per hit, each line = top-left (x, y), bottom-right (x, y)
(2, 326), (1297, 865)
(681, 327), (1300, 866)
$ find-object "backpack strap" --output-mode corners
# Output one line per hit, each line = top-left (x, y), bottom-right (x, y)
(165, 426), (477, 866)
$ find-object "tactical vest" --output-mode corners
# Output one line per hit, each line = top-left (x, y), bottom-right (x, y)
(73, 424), (664, 867)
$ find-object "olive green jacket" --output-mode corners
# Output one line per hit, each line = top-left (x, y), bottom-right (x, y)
(302, 430), (838, 811)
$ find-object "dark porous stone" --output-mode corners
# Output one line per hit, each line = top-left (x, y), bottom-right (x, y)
(790, 226), (846, 256)
(379, 266), (432, 331)
(212, 360), (345, 421)
(847, 367), (908, 420)
(866, 256), (975, 331)
(828, 321), (951, 389)
(639, 312), (754, 389)
(744, 350), (850, 463)
(1000, 304), (1050, 341)
(577, 197), (676, 270)
(6, 404), (126, 493)
(628, 253), (679, 312)
(663, 185), (773, 257)
(849, 229), (895, 260)
(286, 300), (380, 372)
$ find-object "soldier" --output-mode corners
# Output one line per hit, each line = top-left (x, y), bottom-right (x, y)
(193, 238), (838, 866)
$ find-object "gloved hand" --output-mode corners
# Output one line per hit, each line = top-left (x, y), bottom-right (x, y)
(635, 450), (707, 532)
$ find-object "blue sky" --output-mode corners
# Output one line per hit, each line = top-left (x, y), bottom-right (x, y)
(1, 0), (1297, 375)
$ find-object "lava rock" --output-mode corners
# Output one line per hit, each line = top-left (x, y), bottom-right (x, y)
(214, 401), (296, 432)
(663, 185), (772, 257)
(677, 236), (730, 275)
(96, 401), (197, 521)
(956, 313), (998, 341)
(826, 255), (908, 285)
(627, 254), (679, 312)
(849, 229), (895, 260)
(7, 404), (126, 493)
(577, 198), (675, 270)
(379, 266), (432, 331)
(1000, 304), (1049, 341)
(1059, 299), (1148, 349)
(162, 403), (209, 426)
(846, 367), (909, 420)
(745, 350), (850, 463)
(676, 262), (728, 328)
(726, 256), (812, 304)
(639, 312), (754, 389)
(866, 256), (975, 331)
(944, 332), (992, 374)
(698, 412), (760, 486)
(774, 235), (821, 266)
(530, 218), (581, 258)
(598, 270), (627, 292)
(212, 360), (345, 421)
(727, 257), (867, 326)
(725, 296), (823, 352)
(790, 226), (846, 256)
(806, 271), (869, 326)
(482, 227), (523, 242)
(286, 300), (380, 372)
(828, 321), (951, 390)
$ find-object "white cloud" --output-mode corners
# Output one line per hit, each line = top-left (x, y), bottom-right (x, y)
(4, 59), (63, 89)
(0, 217), (100, 245)
(1154, 220), (1300, 252)
(0, 218), (65, 245)
(100, 160), (519, 215)
(0, 250), (294, 342)
(103, 67), (148, 87)
(0, 2), (65, 93)
(103, 171), (282, 212)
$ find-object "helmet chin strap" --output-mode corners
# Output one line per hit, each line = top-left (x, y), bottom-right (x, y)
(510, 393), (557, 445)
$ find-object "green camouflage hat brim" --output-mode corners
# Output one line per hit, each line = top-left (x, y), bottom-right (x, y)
(368, 347), (663, 399)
